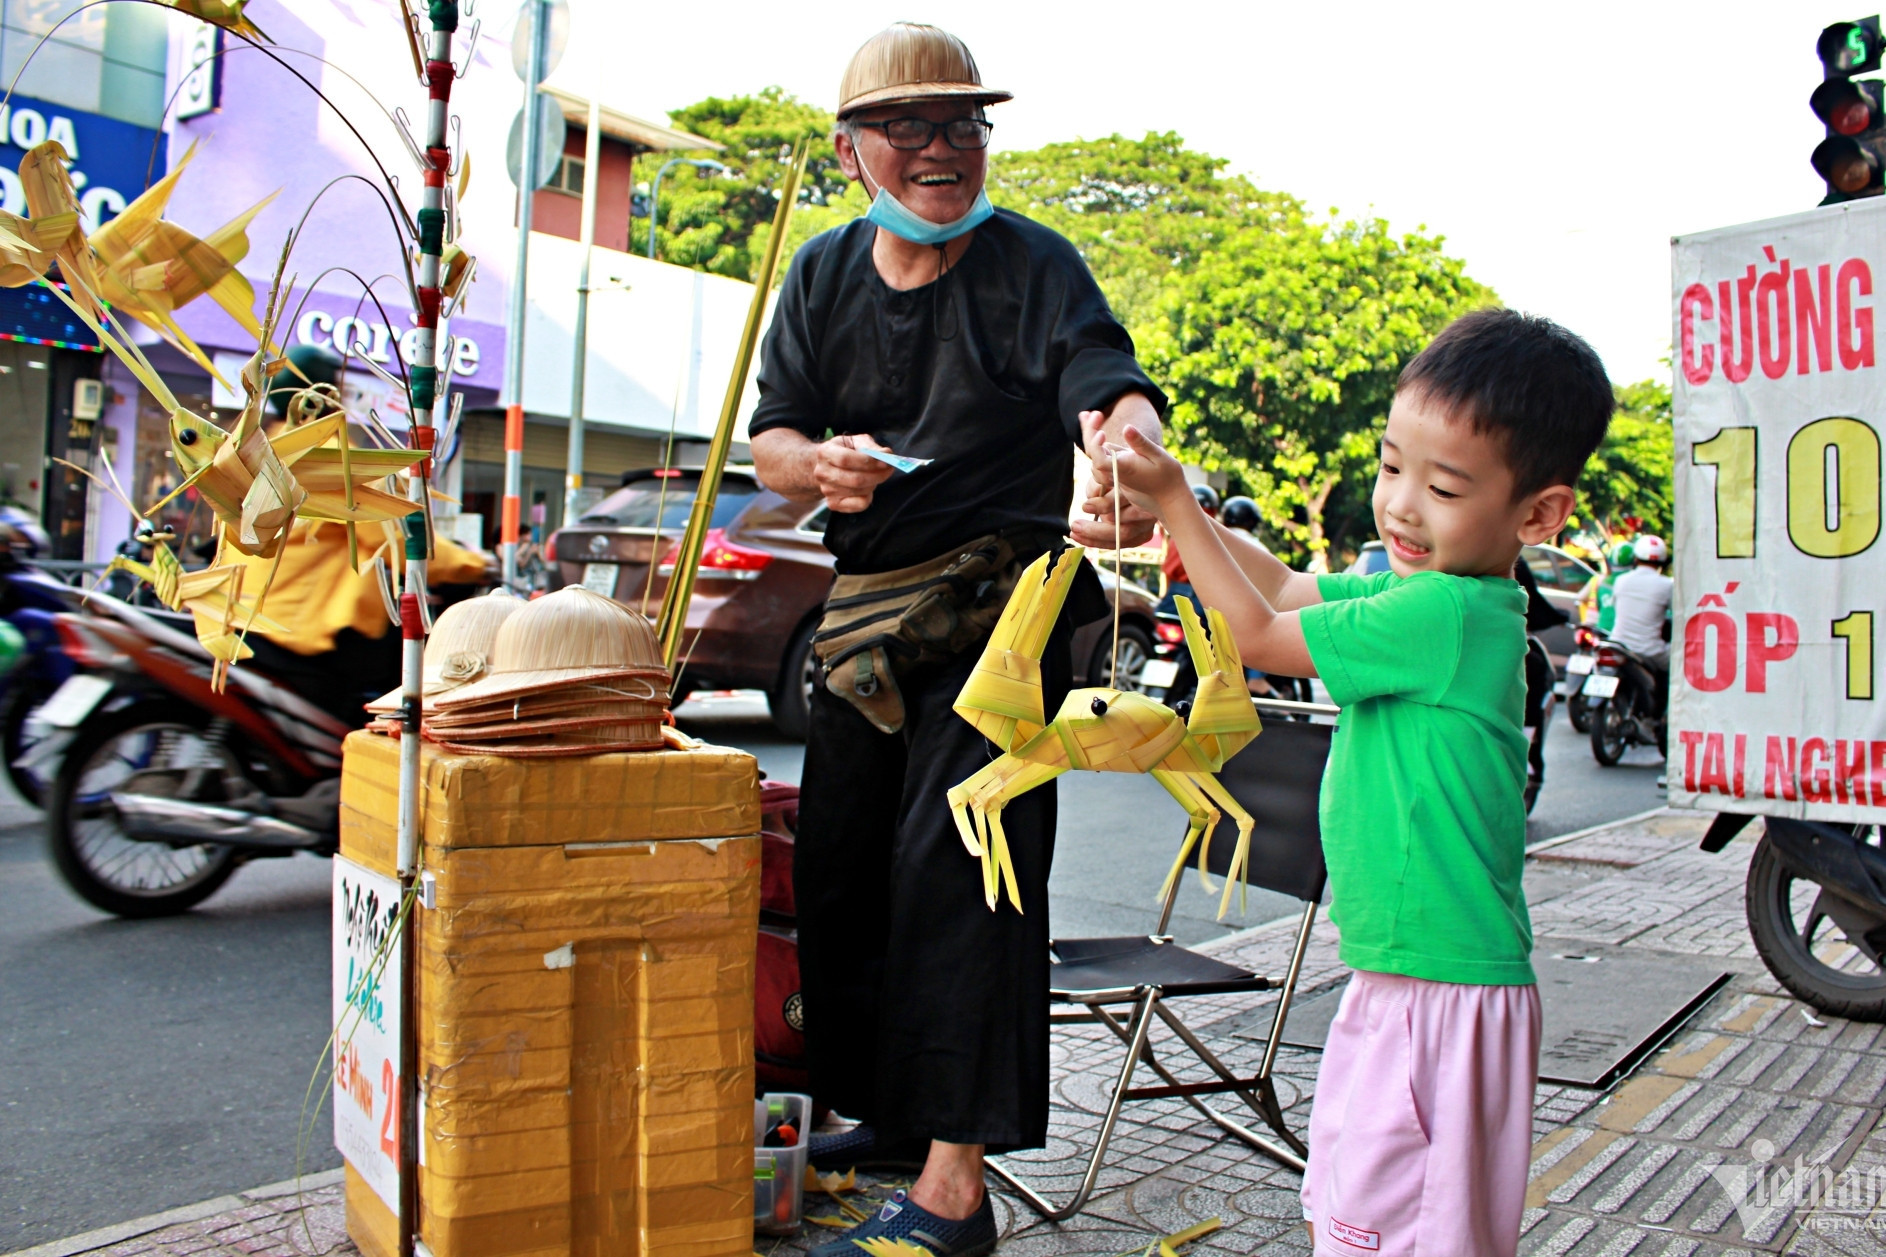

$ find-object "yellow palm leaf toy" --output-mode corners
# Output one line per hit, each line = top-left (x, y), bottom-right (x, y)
(58, 450), (288, 691)
(0, 142), (105, 314)
(155, 0), (270, 42)
(87, 139), (279, 379)
(947, 547), (1264, 917)
(39, 261), (424, 687)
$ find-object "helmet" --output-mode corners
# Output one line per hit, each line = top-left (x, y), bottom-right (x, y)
(1190, 483), (1221, 516)
(1220, 495), (1259, 532)
(1609, 542), (1634, 568)
(267, 343), (344, 418)
(1632, 535), (1668, 564)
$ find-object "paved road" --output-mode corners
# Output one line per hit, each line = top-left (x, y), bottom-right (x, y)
(0, 694), (1668, 1252)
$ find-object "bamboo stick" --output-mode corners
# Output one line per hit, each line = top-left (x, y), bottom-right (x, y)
(655, 143), (807, 668)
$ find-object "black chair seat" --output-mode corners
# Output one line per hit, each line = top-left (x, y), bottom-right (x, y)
(1050, 936), (1265, 1000)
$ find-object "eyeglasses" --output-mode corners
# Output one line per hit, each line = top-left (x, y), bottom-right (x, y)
(851, 117), (993, 151)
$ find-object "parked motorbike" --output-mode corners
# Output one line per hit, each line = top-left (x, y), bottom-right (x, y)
(1561, 626), (1600, 734)
(1704, 813), (1886, 1021)
(1582, 638), (1667, 766)
(38, 592), (351, 917)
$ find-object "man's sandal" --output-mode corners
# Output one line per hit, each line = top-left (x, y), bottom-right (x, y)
(805, 1188), (997, 1257)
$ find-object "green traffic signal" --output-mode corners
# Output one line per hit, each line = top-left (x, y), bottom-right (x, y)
(1820, 17), (1884, 75)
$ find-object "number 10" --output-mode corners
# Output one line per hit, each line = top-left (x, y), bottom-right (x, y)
(1693, 419), (1881, 559)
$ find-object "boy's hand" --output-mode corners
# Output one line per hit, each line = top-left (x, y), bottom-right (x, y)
(1096, 423), (1190, 516)
(815, 433), (896, 513)
(1075, 409), (1161, 547)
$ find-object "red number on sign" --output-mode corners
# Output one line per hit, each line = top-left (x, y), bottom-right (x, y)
(379, 1059), (398, 1159)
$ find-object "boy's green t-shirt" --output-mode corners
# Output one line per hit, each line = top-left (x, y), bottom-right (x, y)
(1300, 570), (1534, 985)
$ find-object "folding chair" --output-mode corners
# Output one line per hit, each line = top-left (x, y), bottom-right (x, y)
(987, 700), (1334, 1222)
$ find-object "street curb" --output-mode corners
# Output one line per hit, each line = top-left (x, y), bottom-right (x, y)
(1523, 806), (1690, 857)
(3, 1170), (344, 1257)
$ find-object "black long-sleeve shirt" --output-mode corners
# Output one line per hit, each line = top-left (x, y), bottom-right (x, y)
(750, 210), (1165, 574)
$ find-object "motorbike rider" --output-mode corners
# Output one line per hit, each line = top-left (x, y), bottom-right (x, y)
(1591, 540), (1633, 633)
(225, 345), (490, 725)
(1158, 483), (1219, 604)
(1607, 534), (1672, 712)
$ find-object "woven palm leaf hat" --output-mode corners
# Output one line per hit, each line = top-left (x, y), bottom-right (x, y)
(431, 586), (668, 709)
(836, 22), (1011, 117)
(365, 588), (523, 714)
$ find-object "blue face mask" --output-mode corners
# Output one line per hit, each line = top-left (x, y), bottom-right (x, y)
(858, 152), (993, 245)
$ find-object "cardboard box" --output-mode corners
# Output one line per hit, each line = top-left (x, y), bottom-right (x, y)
(339, 732), (761, 1257)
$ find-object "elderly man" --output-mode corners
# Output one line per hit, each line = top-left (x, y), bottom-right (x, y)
(749, 23), (1161, 1252)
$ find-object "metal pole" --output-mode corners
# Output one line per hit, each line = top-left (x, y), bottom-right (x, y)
(564, 97), (601, 528)
(399, 5), (461, 1251)
(646, 158), (665, 258)
(501, 0), (550, 588)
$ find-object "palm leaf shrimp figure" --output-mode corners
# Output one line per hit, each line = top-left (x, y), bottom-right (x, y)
(947, 547), (1264, 917)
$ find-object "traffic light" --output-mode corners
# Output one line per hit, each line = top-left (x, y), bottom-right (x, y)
(1813, 17), (1886, 202)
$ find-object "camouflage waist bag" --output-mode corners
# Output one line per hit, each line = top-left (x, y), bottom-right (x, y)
(812, 534), (1028, 735)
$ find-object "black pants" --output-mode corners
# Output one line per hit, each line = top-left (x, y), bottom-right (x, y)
(794, 619), (1072, 1153)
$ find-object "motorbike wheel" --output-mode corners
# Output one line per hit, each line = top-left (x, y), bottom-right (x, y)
(1746, 830), (1886, 1022)
(1, 675), (54, 808)
(47, 703), (241, 918)
(1588, 696), (1630, 766)
(770, 619), (819, 742)
(1567, 690), (1594, 734)
(1091, 624), (1154, 693)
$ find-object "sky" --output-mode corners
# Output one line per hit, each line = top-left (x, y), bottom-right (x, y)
(529, 1), (1862, 387)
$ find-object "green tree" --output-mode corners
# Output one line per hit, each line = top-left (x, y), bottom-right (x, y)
(1578, 378), (1674, 539)
(645, 88), (846, 280)
(988, 132), (1491, 565)
(989, 132), (1296, 334)
(1140, 203), (1493, 566)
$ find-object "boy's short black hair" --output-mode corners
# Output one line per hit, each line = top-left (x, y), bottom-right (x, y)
(1396, 308), (1613, 498)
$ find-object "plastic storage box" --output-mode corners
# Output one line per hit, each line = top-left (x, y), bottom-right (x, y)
(753, 1092), (812, 1235)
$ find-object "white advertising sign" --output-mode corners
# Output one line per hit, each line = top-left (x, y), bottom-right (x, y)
(332, 856), (405, 1212)
(1670, 200), (1885, 821)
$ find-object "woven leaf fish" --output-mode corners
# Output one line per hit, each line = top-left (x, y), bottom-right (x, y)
(947, 548), (1263, 917)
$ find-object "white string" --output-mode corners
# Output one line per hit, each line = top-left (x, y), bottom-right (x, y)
(1110, 446), (1122, 687)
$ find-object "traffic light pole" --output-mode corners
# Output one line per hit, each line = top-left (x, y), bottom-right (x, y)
(501, 0), (551, 589)
(564, 97), (601, 530)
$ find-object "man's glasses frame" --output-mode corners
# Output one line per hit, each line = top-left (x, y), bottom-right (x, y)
(850, 117), (994, 151)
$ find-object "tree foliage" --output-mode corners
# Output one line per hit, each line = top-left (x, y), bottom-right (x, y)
(1577, 379), (1674, 540)
(991, 133), (1492, 564)
(647, 110), (1515, 563)
(644, 88), (845, 280)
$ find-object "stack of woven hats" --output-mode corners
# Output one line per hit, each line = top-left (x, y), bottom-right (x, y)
(367, 589), (524, 718)
(422, 586), (671, 756)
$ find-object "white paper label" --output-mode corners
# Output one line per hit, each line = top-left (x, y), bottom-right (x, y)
(332, 856), (405, 1212)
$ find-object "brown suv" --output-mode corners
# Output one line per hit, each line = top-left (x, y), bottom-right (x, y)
(546, 467), (1161, 737)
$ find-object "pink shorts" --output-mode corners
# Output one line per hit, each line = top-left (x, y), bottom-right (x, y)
(1301, 970), (1541, 1256)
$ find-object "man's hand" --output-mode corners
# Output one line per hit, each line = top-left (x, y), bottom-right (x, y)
(1074, 403), (1162, 548)
(815, 433), (897, 513)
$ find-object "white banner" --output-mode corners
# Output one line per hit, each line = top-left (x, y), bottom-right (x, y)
(332, 856), (405, 1212)
(1670, 200), (1885, 820)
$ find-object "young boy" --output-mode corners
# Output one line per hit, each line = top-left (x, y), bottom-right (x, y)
(1090, 309), (1614, 1256)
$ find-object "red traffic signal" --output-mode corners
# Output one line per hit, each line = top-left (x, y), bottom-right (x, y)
(1812, 77), (1886, 134)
